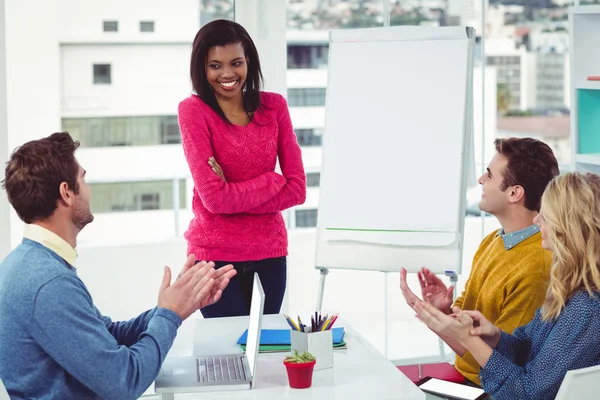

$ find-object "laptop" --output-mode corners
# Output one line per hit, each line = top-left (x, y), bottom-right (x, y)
(155, 273), (265, 394)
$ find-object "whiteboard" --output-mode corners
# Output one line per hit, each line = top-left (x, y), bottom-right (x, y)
(315, 26), (475, 274)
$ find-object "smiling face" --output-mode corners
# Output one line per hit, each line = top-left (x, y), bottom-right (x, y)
(205, 42), (248, 100)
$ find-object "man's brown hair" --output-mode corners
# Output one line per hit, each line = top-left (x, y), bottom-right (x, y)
(494, 137), (559, 212)
(2, 132), (80, 223)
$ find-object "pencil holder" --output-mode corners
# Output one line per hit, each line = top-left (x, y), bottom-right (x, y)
(290, 329), (333, 370)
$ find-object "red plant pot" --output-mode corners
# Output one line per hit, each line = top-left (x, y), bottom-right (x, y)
(284, 359), (316, 389)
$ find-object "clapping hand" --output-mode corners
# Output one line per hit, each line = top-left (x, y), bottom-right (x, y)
(459, 309), (502, 349)
(157, 256), (216, 320)
(158, 255), (237, 320)
(400, 267), (454, 314)
(400, 268), (421, 310)
(175, 256), (237, 309)
(417, 267), (454, 314)
(197, 262), (236, 308)
(414, 302), (474, 344)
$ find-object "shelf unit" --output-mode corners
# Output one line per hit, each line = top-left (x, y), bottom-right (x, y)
(570, 5), (600, 174)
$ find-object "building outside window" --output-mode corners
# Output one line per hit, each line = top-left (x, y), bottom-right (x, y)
(140, 21), (155, 32)
(90, 180), (186, 213)
(200, 0), (234, 25)
(295, 209), (318, 228)
(287, 88), (326, 107)
(140, 21), (154, 32)
(62, 116), (181, 147)
(295, 128), (323, 146)
(103, 21), (118, 32)
(306, 172), (320, 187)
(93, 64), (111, 84)
(287, 45), (329, 69)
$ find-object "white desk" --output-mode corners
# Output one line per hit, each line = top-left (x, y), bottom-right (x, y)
(153, 314), (425, 400)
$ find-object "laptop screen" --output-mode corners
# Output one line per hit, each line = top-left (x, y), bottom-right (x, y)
(245, 274), (265, 384)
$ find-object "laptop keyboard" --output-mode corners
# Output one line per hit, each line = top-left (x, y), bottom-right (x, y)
(197, 356), (246, 382)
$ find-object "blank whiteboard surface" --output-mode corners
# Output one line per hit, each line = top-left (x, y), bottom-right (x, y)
(318, 39), (468, 233)
(316, 26), (474, 273)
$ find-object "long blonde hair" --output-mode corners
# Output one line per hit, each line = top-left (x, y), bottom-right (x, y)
(541, 172), (600, 321)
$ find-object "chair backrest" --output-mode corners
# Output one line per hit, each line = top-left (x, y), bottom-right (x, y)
(555, 364), (600, 400)
(0, 378), (9, 400)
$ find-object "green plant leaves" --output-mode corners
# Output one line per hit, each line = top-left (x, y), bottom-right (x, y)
(284, 349), (316, 363)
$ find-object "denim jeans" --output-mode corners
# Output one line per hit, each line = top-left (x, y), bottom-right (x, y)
(198, 256), (287, 318)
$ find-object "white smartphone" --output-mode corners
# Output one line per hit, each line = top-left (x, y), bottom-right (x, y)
(418, 377), (488, 400)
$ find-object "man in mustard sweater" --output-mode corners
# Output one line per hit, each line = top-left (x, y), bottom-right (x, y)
(401, 137), (559, 385)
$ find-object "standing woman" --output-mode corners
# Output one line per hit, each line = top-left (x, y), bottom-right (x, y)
(178, 20), (306, 318)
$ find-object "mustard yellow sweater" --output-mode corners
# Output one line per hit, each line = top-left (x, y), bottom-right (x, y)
(453, 229), (552, 385)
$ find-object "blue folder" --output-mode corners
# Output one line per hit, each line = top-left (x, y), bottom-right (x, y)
(237, 327), (345, 345)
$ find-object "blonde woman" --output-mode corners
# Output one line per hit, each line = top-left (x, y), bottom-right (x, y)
(414, 172), (600, 400)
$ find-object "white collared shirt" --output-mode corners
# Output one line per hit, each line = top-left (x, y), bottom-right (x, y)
(23, 224), (77, 267)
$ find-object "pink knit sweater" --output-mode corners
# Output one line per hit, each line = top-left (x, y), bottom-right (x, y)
(178, 92), (306, 262)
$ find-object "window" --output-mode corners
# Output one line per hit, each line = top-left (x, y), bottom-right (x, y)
(201, 0), (234, 25)
(287, 0), (383, 29)
(93, 64), (111, 84)
(90, 180), (186, 213)
(140, 21), (155, 32)
(295, 209), (318, 228)
(137, 193), (160, 210)
(287, 45), (329, 69)
(306, 172), (320, 188)
(487, 5), (572, 170)
(63, 116), (180, 147)
(161, 116), (181, 144)
(287, 88), (326, 107)
(103, 21), (118, 32)
(295, 128), (322, 146)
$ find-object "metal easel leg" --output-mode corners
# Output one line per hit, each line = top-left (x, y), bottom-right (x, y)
(440, 271), (459, 361)
(438, 336), (446, 361)
(384, 272), (388, 358)
(316, 267), (329, 311)
(445, 271), (458, 302)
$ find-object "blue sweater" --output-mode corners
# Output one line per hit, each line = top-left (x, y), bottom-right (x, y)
(0, 239), (182, 399)
(480, 291), (600, 400)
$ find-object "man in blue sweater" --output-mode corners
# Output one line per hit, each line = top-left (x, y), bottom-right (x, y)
(0, 132), (237, 399)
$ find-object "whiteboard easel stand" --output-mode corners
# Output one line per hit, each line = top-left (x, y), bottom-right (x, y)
(314, 25), (476, 363)
(316, 267), (459, 359)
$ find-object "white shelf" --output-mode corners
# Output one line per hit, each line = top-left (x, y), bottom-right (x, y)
(577, 81), (600, 91)
(570, 5), (600, 15)
(575, 154), (600, 166)
(570, 6), (600, 174)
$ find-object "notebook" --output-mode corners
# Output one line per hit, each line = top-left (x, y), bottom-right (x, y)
(237, 327), (346, 353)
(237, 327), (345, 345)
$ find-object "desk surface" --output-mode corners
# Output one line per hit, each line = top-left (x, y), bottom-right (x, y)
(152, 314), (425, 400)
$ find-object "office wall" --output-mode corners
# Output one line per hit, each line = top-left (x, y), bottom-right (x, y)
(57, 0), (199, 43)
(4, 0), (62, 248)
(60, 44), (192, 118)
(235, 0), (287, 97)
(0, 0), (11, 260)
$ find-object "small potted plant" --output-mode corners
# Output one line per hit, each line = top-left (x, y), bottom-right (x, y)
(283, 349), (316, 389)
